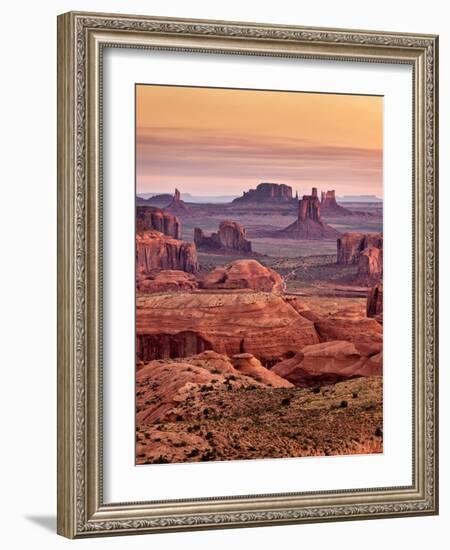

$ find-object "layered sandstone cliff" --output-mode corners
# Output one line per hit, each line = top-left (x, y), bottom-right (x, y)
(136, 206), (181, 239)
(337, 232), (383, 280)
(136, 231), (198, 275)
(137, 270), (198, 293)
(136, 291), (320, 364)
(194, 220), (252, 253)
(337, 232), (383, 265)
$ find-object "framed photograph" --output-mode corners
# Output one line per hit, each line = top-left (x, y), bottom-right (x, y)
(57, 11), (439, 538)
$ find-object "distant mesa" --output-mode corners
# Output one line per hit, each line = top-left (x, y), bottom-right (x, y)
(136, 206), (181, 239)
(337, 232), (383, 280)
(136, 230), (198, 276)
(277, 187), (340, 239)
(194, 220), (252, 253)
(232, 182), (296, 204)
(320, 190), (354, 217)
(165, 188), (191, 216)
(136, 193), (172, 207)
(201, 259), (284, 293)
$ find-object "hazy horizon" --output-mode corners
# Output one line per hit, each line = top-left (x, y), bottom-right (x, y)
(136, 85), (383, 198)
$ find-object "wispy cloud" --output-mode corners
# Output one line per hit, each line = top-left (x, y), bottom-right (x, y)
(136, 127), (382, 196)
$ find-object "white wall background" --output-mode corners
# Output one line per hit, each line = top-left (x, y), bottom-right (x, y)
(0, 0), (447, 548)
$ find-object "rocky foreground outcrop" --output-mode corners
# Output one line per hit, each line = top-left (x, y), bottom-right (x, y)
(136, 206), (181, 238)
(136, 362), (383, 463)
(137, 270), (198, 293)
(136, 231), (198, 275)
(278, 187), (340, 239)
(136, 291), (320, 364)
(194, 220), (252, 253)
(136, 351), (293, 425)
(232, 182), (295, 204)
(272, 340), (381, 387)
(201, 260), (284, 293)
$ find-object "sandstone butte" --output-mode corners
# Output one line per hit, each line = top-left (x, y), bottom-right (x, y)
(165, 188), (191, 216)
(136, 205), (181, 239)
(320, 190), (353, 217)
(232, 182), (296, 204)
(201, 259), (284, 293)
(194, 220), (252, 253)
(136, 230), (198, 274)
(136, 291), (320, 365)
(278, 187), (340, 239)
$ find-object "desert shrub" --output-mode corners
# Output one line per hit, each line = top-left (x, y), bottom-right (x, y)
(352, 392), (358, 399)
(281, 397), (291, 406)
(188, 448), (200, 458)
(339, 400), (348, 408)
(154, 455), (169, 464)
(312, 386), (321, 394)
(375, 427), (383, 437)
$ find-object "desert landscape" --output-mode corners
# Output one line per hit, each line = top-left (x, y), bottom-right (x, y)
(135, 183), (383, 464)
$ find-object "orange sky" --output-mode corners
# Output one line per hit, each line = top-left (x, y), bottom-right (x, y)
(136, 84), (383, 198)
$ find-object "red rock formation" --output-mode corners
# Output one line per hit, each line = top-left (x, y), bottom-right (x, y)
(136, 291), (319, 364)
(136, 206), (181, 238)
(358, 246), (383, 277)
(232, 182), (294, 204)
(367, 283), (383, 319)
(230, 353), (294, 388)
(136, 351), (292, 427)
(278, 189), (340, 239)
(271, 340), (382, 387)
(137, 270), (198, 293)
(136, 231), (198, 275)
(201, 260), (284, 293)
(166, 188), (190, 216)
(337, 232), (383, 265)
(194, 220), (252, 253)
(314, 316), (382, 354)
(320, 190), (353, 217)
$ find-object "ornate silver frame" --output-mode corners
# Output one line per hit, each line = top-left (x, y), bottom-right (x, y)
(57, 11), (439, 538)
